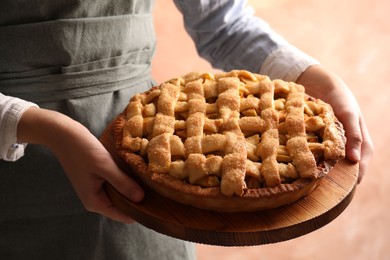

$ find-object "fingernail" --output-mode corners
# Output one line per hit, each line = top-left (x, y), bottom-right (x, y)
(350, 148), (361, 162)
(130, 189), (144, 202)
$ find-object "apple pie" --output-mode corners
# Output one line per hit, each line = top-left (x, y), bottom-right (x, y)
(112, 70), (346, 212)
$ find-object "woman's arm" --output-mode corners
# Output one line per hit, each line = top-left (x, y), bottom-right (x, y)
(174, 0), (373, 181)
(173, 0), (288, 72)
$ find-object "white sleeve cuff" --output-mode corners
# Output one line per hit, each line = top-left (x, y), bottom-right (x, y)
(259, 45), (320, 82)
(0, 95), (38, 161)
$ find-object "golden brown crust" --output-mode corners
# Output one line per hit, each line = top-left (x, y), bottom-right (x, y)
(112, 70), (346, 212)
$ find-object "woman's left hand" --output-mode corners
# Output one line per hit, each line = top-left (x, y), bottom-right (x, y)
(296, 65), (374, 182)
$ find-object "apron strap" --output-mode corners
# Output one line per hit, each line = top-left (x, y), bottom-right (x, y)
(0, 53), (153, 102)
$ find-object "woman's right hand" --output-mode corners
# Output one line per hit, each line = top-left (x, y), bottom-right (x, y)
(17, 107), (144, 223)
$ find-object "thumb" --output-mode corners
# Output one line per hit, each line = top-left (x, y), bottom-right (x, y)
(103, 162), (145, 203)
(340, 112), (362, 163)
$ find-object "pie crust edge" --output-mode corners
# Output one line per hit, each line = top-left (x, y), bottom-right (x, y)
(112, 112), (341, 212)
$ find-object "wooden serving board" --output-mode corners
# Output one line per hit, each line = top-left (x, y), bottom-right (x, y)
(100, 123), (358, 247)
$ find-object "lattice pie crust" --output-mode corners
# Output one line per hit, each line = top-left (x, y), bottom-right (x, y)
(113, 70), (346, 212)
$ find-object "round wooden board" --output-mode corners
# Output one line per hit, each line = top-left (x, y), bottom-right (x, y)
(100, 123), (358, 246)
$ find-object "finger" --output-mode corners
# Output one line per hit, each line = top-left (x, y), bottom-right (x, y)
(89, 188), (137, 224)
(357, 117), (374, 183)
(341, 112), (363, 163)
(100, 160), (144, 203)
(98, 204), (136, 224)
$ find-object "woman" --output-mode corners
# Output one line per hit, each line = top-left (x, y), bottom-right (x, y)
(0, 0), (372, 259)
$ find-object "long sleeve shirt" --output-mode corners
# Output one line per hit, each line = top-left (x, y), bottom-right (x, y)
(0, 0), (318, 161)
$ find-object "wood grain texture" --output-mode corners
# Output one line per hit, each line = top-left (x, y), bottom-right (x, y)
(100, 123), (358, 246)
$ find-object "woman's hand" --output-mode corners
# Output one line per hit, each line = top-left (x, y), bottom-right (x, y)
(296, 65), (374, 182)
(17, 107), (144, 223)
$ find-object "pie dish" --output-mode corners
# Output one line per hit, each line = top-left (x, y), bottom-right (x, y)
(112, 70), (346, 212)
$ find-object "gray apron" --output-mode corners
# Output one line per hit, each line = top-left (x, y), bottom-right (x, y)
(0, 1), (195, 259)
